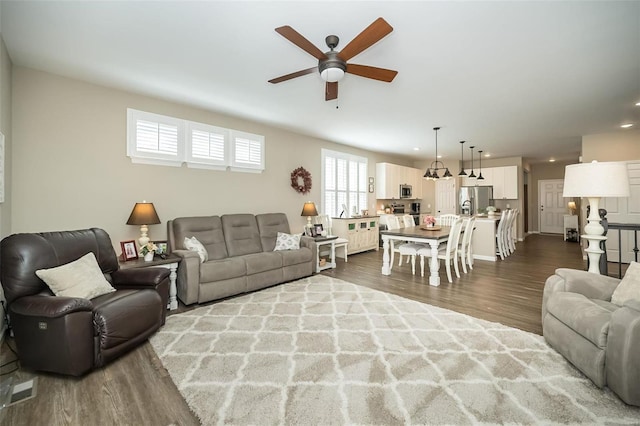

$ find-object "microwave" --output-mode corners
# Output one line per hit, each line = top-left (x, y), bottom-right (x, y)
(400, 184), (412, 199)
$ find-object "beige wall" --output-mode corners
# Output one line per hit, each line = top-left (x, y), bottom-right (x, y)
(582, 130), (640, 162)
(11, 67), (410, 253)
(0, 36), (11, 239)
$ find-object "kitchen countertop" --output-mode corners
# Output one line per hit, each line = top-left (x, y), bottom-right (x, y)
(332, 215), (380, 220)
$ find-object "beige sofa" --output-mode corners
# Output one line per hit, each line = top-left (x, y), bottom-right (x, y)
(167, 213), (314, 305)
(542, 268), (640, 406)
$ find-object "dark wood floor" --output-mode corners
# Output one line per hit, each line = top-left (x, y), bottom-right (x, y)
(0, 234), (597, 425)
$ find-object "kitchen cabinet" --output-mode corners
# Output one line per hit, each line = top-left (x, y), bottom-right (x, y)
(332, 217), (379, 255)
(492, 166), (518, 199)
(376, 162), (423, 199)
(461, 166), (518, 200)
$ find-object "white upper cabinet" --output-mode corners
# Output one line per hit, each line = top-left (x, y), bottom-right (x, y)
(460, 166), (518, 199)
(376, 162), (424, 199)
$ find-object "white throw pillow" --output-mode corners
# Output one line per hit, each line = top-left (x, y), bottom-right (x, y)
(273, 232), (301, 251)
(611, 261), (640, 306)
(35, 252), (116, 299)
(184, 236), (208, 263)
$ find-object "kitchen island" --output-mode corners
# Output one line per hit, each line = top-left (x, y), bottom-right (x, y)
(471, 215), (501, 262)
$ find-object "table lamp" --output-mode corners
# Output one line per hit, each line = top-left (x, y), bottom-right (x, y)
(126, 201), (161, 246)
(563, 161), (629, 274)
(301, 202), (318, 232)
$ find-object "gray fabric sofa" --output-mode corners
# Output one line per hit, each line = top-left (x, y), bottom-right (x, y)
(167, 213), (315, 305)
(542, 268), (640, 406)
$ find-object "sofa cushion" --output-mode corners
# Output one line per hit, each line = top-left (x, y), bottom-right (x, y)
(222, 214), (263, 257)
(243, 252), (283, 275)
(172, 216), (228, 260)
(611, 261), (640, 306)
(547, 292), (612, 348)
(200, 257), (247, 283)
(278, 247), (313, 267)
(35, 252), (116, 300)
(256, 213), (292, 252)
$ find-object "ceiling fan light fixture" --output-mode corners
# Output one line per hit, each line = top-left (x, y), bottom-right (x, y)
(320, 66), (345, 82)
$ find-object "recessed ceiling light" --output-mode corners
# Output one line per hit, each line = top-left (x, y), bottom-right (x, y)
(636, 102), (640, 106)
(413, 147), (420, 151)
(549, 158), (556, 162)
(437, 155), (442, 159)
(621, 123), (634, 128)
(484, 153), (491, 157)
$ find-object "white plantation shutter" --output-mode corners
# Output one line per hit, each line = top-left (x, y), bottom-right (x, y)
(127, 109), (183, 166)
(321, 149), (368, 217)
(186, 123), (227, 169)
(231, 131), (264, 172)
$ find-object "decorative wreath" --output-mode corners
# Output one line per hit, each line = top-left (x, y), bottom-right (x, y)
(290, 167), (312, 194)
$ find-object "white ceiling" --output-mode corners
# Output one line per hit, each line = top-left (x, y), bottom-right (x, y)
(2, 1), (639, 164)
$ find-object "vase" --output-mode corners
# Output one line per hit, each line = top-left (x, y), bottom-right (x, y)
(144, 252), (154, 262)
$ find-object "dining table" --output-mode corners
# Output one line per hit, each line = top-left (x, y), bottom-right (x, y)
(380, 225), (452, 286)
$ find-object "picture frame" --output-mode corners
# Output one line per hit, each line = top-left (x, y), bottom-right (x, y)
(155, 240), (168, 255)
(120, 240), (138, 261)
(368, 184), (374, 193)
(368, 177), (374, 184)
(313, 224), (324, 237)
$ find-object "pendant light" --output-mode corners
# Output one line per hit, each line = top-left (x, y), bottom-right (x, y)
(468, 146), (477, 178)
(423, 127), (452, 180)
(477, 150), (485, 180)
(458, 141), (467, 176)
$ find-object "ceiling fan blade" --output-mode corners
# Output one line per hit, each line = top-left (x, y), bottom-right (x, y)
(338, 17), (393, 61)
(275, 26), (327, 60)
(325, 82), (338, 101)
(346, 64), (398, 82)
(268, 67), (317, 84)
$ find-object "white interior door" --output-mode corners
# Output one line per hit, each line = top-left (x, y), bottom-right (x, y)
(435, 180), (457, 215)
(601, 161), (640, 263)
(539, 179), (565, 234)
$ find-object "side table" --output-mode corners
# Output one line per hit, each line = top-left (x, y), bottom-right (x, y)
(119, 254), (180, 310)
(314, 236), (338, 273)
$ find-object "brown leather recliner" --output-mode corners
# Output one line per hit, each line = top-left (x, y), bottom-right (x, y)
(0, 228), (170, 376)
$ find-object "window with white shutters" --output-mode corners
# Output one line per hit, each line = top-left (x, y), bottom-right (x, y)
(186, 122), (228, 170)
(230, 131), (265, 172)
(321, 149), (368, 218)
(127, 109), (184, 167)
(126, 108), (265, 172)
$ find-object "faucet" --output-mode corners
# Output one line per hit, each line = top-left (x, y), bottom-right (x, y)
(461, 200), (471, 215)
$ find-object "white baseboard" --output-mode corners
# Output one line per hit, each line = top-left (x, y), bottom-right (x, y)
(473, 254), (497, 262)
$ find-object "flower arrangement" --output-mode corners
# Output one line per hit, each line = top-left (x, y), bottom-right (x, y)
(139, 242), (158, 256)
(423, 215), (436, 227)
(486, 206), (497, 215)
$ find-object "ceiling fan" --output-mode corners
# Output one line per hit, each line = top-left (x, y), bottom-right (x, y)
(268, 17), (398, 101)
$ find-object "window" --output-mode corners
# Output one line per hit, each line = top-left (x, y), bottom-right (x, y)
(230, 131), (265, 172)
(127, 108), (265, 172)
(127, 109), (184, 167)
(322, 149), (368, 218)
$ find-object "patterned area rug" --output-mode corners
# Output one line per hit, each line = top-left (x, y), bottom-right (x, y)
(150, 276), (640, 425)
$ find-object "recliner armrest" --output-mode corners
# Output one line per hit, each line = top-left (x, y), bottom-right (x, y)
(111, 268), (170, 288)
(300, 236), (316, 253)
(10, 295), (92, 318)
(554, 268), (620, 300)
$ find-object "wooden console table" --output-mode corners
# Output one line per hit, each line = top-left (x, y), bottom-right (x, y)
(119, 254), (180, 310)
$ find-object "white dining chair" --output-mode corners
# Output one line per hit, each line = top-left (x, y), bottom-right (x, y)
(418, 216), (463, 283)
(385, 215), (402, 269)
(457, 216), (476, 273)
(436, 214), (460, 227)
(402, 214), (415, 228)
(496, 210), (511, 260)
(506, 209), (518, 254)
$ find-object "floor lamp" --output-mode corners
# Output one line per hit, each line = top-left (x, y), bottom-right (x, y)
(562, 161), (630, 274)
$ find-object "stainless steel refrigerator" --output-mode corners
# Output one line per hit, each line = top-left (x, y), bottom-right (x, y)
(459, 186), (494, 215)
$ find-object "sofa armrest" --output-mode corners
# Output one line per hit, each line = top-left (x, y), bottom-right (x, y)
(111, 268), (170, 289)
(300, 236), (317, 253)
(542, 268), (621, 321)
(606, 302), (640, 405)
(171, 249), (201, 305)
(10, 295), (92, 319)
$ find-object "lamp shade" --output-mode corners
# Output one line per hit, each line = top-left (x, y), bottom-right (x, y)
(126, 202), (161, 225)
(301, 202), (318, 217)
(563, 161), (630, 198)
